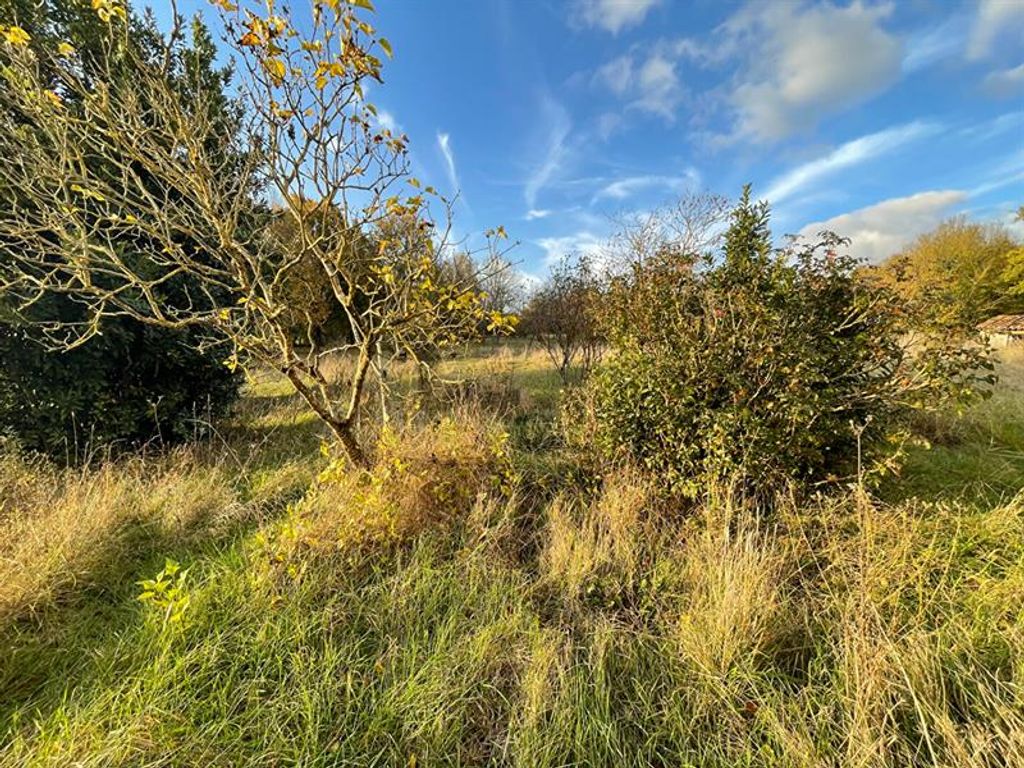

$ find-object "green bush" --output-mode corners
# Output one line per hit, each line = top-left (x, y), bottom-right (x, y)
(0, 300), (239, 457)
(576, 188), (991, 498)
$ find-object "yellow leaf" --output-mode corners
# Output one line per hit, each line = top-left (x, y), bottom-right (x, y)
(351, 0), (375, 10)
(378, 37), (392, 58)
(91, 0), (126, 22)
(57, 41), (76, 57)
(2, 26), (31, 46)
(266, 15), (288, 35)
(263, 57), (286, 84)
(210, 0), (238, 10)
(300, 40), (322, 52)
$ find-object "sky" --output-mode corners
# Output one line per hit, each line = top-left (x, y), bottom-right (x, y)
(161, 0), (1024, 281)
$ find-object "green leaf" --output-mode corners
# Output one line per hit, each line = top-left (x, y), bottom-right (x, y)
(378, 37), (392, 58)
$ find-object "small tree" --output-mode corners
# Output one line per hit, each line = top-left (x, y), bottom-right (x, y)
(578, 188), (993, 498)
(0, 0), (513, 466)
(876, 216), (1024, 329)
(1002, 205), (1024, 295)
(521, 253), (603, 384)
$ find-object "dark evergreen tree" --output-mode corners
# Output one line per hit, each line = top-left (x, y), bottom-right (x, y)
(0, 1), (241, 456)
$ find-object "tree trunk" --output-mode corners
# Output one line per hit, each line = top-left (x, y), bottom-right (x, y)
(284, 366), (370, 468)
(329, 418), (369, 468)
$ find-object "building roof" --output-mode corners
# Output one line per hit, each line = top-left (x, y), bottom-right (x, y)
(978, 314), (1024, 333)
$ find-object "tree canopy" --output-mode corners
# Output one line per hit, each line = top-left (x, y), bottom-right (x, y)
(0, 0), (514, 464)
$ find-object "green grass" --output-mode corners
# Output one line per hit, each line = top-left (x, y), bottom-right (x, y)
(1, 344), (1022, 766)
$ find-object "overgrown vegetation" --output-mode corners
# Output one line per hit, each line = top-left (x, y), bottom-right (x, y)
(0, 2), (1022, 767)
(1, 346), (1022, 766)
(0, 0), (514, 465)
(521, 253), (604, 384)
(0, 0), (240, 455)
(578, 188), (991, 497)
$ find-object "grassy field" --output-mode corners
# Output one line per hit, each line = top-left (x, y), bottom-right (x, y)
(1, 343), (1023, 766)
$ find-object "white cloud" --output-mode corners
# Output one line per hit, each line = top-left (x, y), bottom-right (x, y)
(536, 231), (606, 266)
(984, 63), (1024, 98)
(595, 55), (633, 95)
(573, 0), (661, 34)
(798, 190), (967, 264)
(374, 109), (399, 133)
(436, 131), (461, 197)
(593, 169), (701, 202)
(524, 96), (572, 209)
(716, 1), (902, 143)
(763, 121), (939, 205)
(633, 54), (683, 119)
(593, 50), (684, 120)
(525, 208), (552, 220)
(903, 16), (967, 72)
(968, 0), (1024, 61)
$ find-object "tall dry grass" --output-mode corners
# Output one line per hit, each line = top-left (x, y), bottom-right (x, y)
(1, 347), (1022, 766)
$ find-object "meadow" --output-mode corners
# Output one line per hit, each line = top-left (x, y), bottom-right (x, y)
(0, 342), (1022, 767)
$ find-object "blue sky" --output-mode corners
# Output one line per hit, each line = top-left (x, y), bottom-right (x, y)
(163, 0), (1023, 279)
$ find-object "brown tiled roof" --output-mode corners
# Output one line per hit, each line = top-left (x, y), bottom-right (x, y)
(978, 314), (1024, 333)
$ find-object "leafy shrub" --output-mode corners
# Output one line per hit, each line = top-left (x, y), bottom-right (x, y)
(285, 408), (512, 554)
(0, 308), (240, 457)
(575, 187), (992, 498)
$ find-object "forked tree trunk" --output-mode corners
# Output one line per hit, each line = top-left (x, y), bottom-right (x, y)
(328, 418), (368, 468)
(285, 366), (371, 468)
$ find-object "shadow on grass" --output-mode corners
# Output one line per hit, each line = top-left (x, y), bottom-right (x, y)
(881, 442), (1024, 509)
(0, 415), (323, 741)
(0, 494), (290, 743)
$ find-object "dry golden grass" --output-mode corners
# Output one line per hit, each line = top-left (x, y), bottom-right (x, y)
(540, 469), (653, 604)
(675, 505), (788, 678)
(0, 447), (241, 623)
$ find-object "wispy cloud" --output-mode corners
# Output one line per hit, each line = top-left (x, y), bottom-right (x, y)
(961, 110), (1024, 142)
(983, 64), (1024, 99)
(968, 149), (1024, 198)
(436, 131), (463, 203)
(572, 0), (661, 34)
(524, 96), (572, 209)
(593, 169), (701, 203)
(799, 190), (967, 264)
(764, 121), (939, 205)
(525, 209), (552, 220)
(903, 15), (967, 72)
